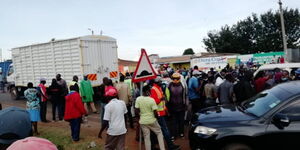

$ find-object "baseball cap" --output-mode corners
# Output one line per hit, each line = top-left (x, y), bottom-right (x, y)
(0, 107), (32, 145)
(7, 137), (58, 150)
(105, 86), (118, 97)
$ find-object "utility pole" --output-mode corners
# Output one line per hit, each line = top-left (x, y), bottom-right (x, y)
(278, 0), (288, 53)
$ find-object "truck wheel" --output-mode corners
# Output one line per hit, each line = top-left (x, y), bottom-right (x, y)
(10, 87), (19, 100)
(222, 143), (252, 150)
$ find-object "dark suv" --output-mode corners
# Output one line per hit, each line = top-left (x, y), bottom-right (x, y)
(189, 81), (300, 150)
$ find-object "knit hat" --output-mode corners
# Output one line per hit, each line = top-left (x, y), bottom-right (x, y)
(172, 73), (181, 79)
(7, 137), (58, 150)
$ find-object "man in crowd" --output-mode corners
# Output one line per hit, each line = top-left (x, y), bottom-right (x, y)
(215, 69), (226, 86)
(80, 75), (97, 114)
(135, 85), (165, 150)
(188, 70), (201, 113)
(204, 76), (217, 107)
(56, 74), (68, 117)
(99, 77), (109, 122)
(150, 78), (180, 150)
(116, 75), (133, 128)
(98, 87), (127, 150)
(64, 85), (87, 142)
(69, 75), (79, 92)
(168, 73), (186, 139)
(233, 71), (255, 105)
(37, 78), (49, 123)
(218, 74), (234, 105)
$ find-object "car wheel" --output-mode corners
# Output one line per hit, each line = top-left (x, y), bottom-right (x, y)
(222, 143), (252, 150)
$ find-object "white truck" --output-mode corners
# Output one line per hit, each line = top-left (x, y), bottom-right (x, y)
(7, 35), (119, 99)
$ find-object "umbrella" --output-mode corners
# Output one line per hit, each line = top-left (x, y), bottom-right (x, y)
(0, 107), (32, 144)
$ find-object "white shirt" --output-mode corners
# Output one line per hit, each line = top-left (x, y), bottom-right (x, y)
(215, 77), (224, 87)
(104, 98), (127, 136)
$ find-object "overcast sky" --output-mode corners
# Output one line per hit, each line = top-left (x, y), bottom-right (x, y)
(0, 0), (299, 60)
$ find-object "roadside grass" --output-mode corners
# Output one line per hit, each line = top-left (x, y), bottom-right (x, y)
(37, 125), (103, 150)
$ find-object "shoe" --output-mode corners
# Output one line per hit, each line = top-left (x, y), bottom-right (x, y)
(170, 136), (175, 142)
(180, 134), (184, 138)
(93, 111), (99, 114)
(170, 145), (181, 150)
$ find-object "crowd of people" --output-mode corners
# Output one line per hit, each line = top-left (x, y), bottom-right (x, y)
(5, 63), (300, 150)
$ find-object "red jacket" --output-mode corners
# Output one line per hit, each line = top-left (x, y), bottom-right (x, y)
(64, 91), (86, 120)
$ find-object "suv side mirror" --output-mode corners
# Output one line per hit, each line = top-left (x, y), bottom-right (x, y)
(272, 113), (290, 129)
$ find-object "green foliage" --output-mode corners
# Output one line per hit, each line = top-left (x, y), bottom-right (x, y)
(183, 48), (195, 55)
(38, 126), (102, 150)
(203, 8), (300, 54)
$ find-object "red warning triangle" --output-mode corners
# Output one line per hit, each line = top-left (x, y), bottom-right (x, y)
(132, 49), (157, 83)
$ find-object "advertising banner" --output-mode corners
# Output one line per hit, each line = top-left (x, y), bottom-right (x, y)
(253, 52), (285, 64)
(191, 55), (236, 72)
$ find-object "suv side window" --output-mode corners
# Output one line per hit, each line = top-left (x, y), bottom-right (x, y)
(280, 100), (300, 121)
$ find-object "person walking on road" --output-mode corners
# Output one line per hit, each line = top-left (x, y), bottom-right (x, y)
(47, 79), (63, 121)
(37, 78), (49, 123)
(135, 85), (166, 150)
(150, 78), (180, 150)
(64, 85), (87, 142)
(80, 75), (97, 114)
(98, 87), (128, 150)
(24, 82), (41, 135)
(115, 75), (134, 128)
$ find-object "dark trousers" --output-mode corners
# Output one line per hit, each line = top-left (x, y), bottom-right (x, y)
(70, 117), (81, 141)
(190, 99), (202, 114)
(157, 116), (174, 149)
(40, 101), (47, 122)
(125, 105), (134, 128)
(58, 98), (65, 120)
(52, 100), (63, 120)
(52, 101), (58, 120)
(105, 134), (126, 150)
(170, 111), (185, 137)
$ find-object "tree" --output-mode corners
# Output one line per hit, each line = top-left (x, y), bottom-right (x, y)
(183, 48), (195, 55)
(203, 8), (300, 54)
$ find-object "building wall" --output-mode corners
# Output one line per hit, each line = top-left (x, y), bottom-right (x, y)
(170, 62), (190, 69)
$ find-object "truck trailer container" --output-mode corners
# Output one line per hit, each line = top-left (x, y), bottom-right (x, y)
(8, 35), (118, 99)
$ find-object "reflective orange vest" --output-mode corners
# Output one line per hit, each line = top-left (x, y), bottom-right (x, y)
(151, 84), (167, 117)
